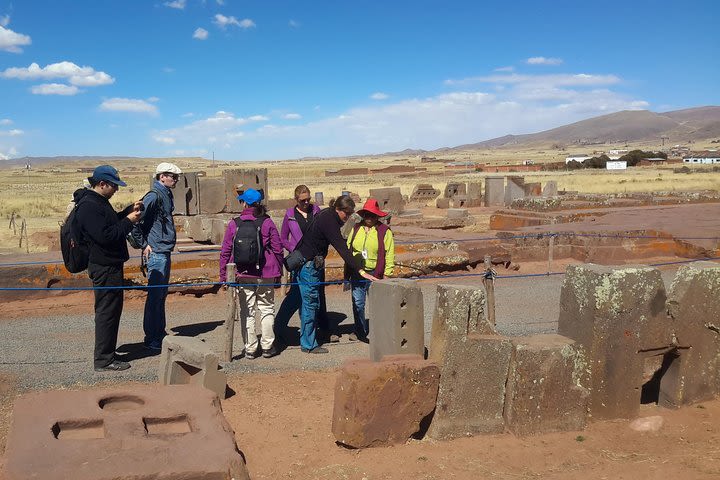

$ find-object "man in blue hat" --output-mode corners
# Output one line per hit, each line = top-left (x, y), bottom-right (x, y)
(74, 165), (143, 372)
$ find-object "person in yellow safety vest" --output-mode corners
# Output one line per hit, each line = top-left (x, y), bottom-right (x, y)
(345, 198), (395, 342)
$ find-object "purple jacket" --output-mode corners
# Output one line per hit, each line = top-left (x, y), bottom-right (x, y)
(219, 209), (284, 281)
(280, 204), (321, 252)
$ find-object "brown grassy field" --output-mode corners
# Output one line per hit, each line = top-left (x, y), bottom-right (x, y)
(0, 144), (718, 253)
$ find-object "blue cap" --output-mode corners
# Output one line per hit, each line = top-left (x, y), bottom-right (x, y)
(237, 188), (262, 206)
(91, 165), (127, 187)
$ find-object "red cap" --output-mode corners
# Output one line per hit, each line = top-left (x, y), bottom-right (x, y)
(357, 198), (388, 217)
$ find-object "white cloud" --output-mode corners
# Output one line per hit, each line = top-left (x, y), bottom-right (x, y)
(214, 14), (255, 29)
(370, 92), (389, 100)
(164, 0), (186, 9)
(99, 98), (158, 115)
(0, 146), (19, 160)
(283, 113), (302, 120)
(494, 66), (514, 72)
(2, 61), (114, 87)
(0, 128), (23, 136)
(289, 19), (300, 27)
(182, 112), (194, 118)
(148, 96), (160, 102)
(193, 27), (209, 40)
(150, 68), (648, 159)
(0, 15), (9, 27)
(0, 25), (31, 53)
(527, 56), (563, 66)
(30, 83), (79, 95)
(0, 118), (12, 125)
(216, 0), (225, 4)
(154, 135), (176, 145)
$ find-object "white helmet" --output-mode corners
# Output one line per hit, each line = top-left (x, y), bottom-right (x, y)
(155, 162), (182, 175)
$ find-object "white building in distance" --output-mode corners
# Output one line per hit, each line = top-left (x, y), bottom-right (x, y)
(565, 154), (592, 164)
(683, 152), (720, 164)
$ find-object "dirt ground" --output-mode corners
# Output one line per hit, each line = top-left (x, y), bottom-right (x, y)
(1, 258), (719, 479)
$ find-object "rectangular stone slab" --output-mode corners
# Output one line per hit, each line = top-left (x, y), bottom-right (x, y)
(504, 334), (589, 436)
(368, 279), (424, 362)
(2, 384), (250, 480)
(558, 264), (672, 420)
(428, 334), (512, 439)
(332, 354), (440, 448)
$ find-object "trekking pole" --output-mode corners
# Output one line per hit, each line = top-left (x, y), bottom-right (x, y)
(223, 263), (237, 362)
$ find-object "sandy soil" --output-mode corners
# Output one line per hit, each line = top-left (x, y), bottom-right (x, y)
(228, 370), (720, 480)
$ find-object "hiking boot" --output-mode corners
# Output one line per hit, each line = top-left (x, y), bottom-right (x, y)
(245, 350), (260, 360)
(262, 345), (279, 358)
(300, 346), (329, 354)
(94, 360), (130, 372)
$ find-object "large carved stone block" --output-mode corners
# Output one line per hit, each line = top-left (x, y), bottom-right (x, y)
(332, 355), (440, 448)
(368, 279), (424, 362)
(484, 176), (504, 207)
(2, 385), (250, 480)
(558, 264), (672, 420)
(504, 334), (589, 435)
(159, 336), (227, 398)
(661, 262), (720, 406)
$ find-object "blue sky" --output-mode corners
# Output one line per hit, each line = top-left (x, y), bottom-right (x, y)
(0, 0), (718, 161)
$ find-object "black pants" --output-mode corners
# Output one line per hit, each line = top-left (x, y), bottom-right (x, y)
(88, 262), (124, 368)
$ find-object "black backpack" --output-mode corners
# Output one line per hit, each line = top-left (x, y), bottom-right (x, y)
(60, 199), (90, 273)
(232, 216), (267, 270)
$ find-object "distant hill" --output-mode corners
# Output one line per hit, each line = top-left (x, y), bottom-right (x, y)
(449, 106), (720, 151)
(0, 155), (206, 169)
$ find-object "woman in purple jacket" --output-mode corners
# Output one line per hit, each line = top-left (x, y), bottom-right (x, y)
(220, 188), (284, 359)
(275, 185), (333, 343)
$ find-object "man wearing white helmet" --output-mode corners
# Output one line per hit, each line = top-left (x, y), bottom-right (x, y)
(139, 162), (182, 350)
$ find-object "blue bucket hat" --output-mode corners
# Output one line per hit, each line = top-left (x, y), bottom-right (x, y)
(237, 188), (262, 206)
(90, 165), (127, 187)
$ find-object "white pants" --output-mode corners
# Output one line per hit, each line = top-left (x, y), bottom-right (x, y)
(235, 278), (276, 354)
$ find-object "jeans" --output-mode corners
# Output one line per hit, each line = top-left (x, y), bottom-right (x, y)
(297, 261), (321, 350)
(275, 269), (329, 336)
(351, 278), (371, 337)
(143, 251), (170, 348)
(235, 278), (275, 354)
(88, 262), (124, 368)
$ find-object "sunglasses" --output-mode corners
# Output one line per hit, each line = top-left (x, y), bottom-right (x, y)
(164, 173), (179, 181)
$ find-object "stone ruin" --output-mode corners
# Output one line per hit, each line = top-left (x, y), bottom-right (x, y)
(483, 175), (557, 208)
(409, 183), (441, 203)
(437, 182), (483, 209)
(331, 261), (720, 447)
(2, 384), (250, 480)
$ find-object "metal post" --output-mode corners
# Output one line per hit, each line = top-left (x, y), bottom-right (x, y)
(483, 255), (496, 327)
(223, 263), (237, 362)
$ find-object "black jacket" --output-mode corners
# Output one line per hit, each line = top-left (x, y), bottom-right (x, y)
(74, 188), (135, 266)
(297, 207), (361, 271)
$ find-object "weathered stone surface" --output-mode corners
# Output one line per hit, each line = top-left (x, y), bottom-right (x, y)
(467, 182), (482, 200)
(558, 264), (672, 420)
(159, 336), (227, 398)
(225, 168), (268, 213)
(504, 176), (526, 206)
(2, 385), (250, 480)
(436, 197), (450, 209)
(409, 184), (441, 202)
(542, 180), (558, 197)
(484, 176), (505, 207)
(183, 215), (214, 242)
(428, 334), (512, 438)
(369, 187), (405, 213)
(175, 172), (200, 215)
(332, 355), (440, 448)
(504, 334), (589, 436)
(523, 182), (542, 196)
(661, 262), (720, 406)
(447, 208), (468, 219)
(427, 284), (509, 438)
(210, 217), (229, 245)
(368, 279), (424, 362)
(444, 182), (467, 199)
(198, 178), (227, 214)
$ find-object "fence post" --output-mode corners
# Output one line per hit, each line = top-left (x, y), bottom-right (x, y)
(223, 263), (237, 362)
(9, 212), (16, 235)
(483, 254), (496, 327)
(547, 234), (555, 275)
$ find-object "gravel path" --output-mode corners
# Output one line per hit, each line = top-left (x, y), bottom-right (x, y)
(0, 267), (680, 392)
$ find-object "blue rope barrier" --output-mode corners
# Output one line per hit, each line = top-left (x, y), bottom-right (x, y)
(0, 256), (717, 292)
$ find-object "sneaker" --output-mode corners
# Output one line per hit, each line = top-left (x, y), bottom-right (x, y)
(300, 346), (329, 354)
(245, 350), (259, 360)
(94, 360), (130, 372)
(262, 346), (279, 358)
